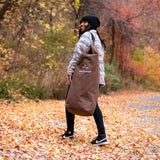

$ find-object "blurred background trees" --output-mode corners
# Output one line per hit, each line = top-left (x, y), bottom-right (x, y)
(0, 0), (160, 100)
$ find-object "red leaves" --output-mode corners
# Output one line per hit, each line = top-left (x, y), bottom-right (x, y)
(118, 54), (146, 76)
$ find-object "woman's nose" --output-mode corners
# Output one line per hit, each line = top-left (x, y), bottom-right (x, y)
(80, 22), (85, 26)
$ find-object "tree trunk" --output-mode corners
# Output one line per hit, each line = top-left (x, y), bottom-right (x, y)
(50, 7), (53, 33)
(69, 0), (82, 34)
(109, 19), (115, 65)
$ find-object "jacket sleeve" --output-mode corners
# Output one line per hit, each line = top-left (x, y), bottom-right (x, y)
(67, 32), (91, 76)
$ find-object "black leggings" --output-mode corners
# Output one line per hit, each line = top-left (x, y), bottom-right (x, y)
(65, 102), (106, 135)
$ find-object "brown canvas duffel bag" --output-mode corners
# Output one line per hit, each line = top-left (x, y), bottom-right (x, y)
(65, 34), (100, 116)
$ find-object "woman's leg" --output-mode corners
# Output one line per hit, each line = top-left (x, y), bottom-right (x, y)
(65, 85), (75, 133)
(66, 108), (75, 133)
(93, 103), (105, 135)
(91, 103), (108, 145)
(61, 85), (75, 138)
(60, 108), (75, 139)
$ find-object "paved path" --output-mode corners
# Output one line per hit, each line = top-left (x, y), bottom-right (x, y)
(120, 96), (160, 134)
(120, 96), (160, 110)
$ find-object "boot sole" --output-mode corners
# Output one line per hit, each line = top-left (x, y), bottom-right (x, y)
(91, 141), (108, 146)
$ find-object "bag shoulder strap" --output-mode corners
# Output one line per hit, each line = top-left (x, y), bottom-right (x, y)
(90, 32), (95, 45)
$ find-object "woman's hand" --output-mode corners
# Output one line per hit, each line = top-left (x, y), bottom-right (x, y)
(68, 75), (72, 85)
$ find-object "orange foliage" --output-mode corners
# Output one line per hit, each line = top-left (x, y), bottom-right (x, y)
(142, 47), (160, 85)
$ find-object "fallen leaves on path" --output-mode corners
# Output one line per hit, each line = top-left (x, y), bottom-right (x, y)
(0, 91), (160, 159)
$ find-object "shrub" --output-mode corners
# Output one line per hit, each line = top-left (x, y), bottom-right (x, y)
(0, 76), (46, 100)
(100, 63), (121, 94)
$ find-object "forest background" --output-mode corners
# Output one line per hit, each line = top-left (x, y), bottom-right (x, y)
(0, 0), (160, 100)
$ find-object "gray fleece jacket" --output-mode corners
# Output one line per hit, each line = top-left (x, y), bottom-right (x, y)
(67, 29), (105, 85)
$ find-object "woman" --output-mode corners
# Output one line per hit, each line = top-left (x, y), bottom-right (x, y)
(60, 15), (107, 146)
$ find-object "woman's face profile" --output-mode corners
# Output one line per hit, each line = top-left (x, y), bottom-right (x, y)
(80, 20), (89, 32)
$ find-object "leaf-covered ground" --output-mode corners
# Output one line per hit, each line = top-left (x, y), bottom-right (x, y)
(0, 91), (160, 159)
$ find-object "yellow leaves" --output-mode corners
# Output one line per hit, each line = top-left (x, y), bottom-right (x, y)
(39, 39), (44, 44)
(0, 45), (7, 54)
(17, 0), (23, 5)
(64, 8), (68, 12)
(56, 24), (62, 32)
(31, 44), (37, 49)
(42, 23), (63, 32)
(101, 146), (107, 150)
(5, 140), (8, 144)
(71, 0), (82, 10)
(44, 23), (50, 30)
(38, 20), (44, 25)
(39, 2), (45, 8)
(141, 47), (160, 85)
(51, 12), (56, 16)
(75, 0), (80, 7)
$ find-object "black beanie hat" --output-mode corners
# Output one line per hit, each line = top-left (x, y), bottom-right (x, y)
(80, 15), (100, 29)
